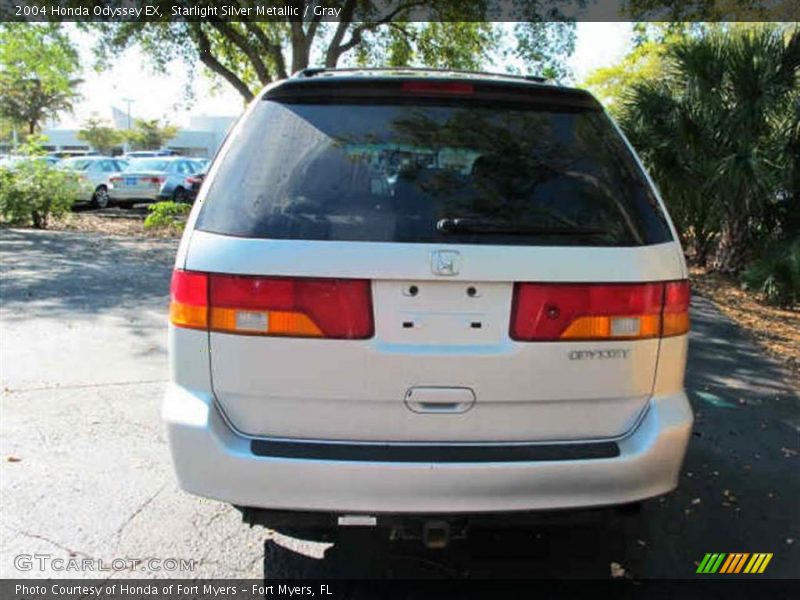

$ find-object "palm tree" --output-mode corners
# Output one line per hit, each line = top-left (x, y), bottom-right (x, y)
(621, 26), (800, 273)
(0, 75), (82, 135)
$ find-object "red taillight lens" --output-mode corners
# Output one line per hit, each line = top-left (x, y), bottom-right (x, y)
(401, 81), (474, 95)
(510, 281), (690, 341)
(169, 271), (373, 339)
(662, 280), (691, 336)
(169, 270), (208, 330)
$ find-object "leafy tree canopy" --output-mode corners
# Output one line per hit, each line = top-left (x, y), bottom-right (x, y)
(79, 1), (578, 102)
(77, 117), (125, 155)
(0, 23), (82, 135)
(124, 118), (179, 150)
(617, 24), (800, 272)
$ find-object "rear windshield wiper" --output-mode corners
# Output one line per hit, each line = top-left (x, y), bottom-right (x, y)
(436, 217), (607, 237)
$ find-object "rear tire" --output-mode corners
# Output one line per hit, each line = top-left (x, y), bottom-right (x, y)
(90, 186), (109, 209)
(173, 187), (190, 204)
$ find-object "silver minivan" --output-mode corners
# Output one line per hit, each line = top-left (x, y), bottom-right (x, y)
(164, 69), (693, 549)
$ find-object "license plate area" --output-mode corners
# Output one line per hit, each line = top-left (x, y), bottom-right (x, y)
(373, 281), (512, 346)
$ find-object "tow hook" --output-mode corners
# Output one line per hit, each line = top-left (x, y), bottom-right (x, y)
(422, 520), (451, 549)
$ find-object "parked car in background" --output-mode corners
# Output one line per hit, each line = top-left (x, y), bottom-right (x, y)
(0, 155), (61, 169)
(109, 157), (206, 207)
(122, 150), (179, 160)
(184, 164), (208, 203)
(47, 150), (99, 160)
(58, 156), (128, 209)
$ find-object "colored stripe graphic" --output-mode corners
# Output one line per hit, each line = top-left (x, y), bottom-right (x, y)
(698, 553), (727, 573)
(732, 553), (749, 573)
(745, 554), (760, 573)
(720, 553), (743, 573)
(710, 553), (726, 573)
(697, 553), (713, 573)
(701, 553), (773, 574)
(719, 554), (736, 574)
(758, 554), (773, 573)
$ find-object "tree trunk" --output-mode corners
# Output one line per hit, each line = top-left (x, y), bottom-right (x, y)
(290, 22), (309, 73)
(712, 219), (749, 274)
(28, 121), (36, 135)
(31, 211), (45, 229)
(695, 240), (711, 268)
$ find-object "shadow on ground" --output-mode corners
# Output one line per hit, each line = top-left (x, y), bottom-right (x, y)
(0, 228), (177, 320)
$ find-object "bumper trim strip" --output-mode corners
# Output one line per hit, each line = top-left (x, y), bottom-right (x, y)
(250, 439), (620, 462)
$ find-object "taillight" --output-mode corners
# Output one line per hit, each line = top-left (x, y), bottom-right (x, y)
(169, 270), (373, 339)
(401, 81), (474, 95)
(169, 270), (208, 330)
(510, 281), (690, 342)
(148, 176), (165, 185)
(662, 280), (691, 337)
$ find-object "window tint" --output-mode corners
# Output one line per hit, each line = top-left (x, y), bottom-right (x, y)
(61, 159), (93, 171)
(197, 101), (672, 246)
(126, 159), (169, 172)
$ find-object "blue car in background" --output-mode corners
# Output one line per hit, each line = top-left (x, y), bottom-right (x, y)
(108, 157), (206, 207)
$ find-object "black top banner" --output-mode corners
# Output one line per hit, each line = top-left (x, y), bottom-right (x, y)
(0, 0), (798, 22)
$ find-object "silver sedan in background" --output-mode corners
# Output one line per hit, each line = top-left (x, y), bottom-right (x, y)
(58, 157), (128, 209)
(108, 157), (206, 208)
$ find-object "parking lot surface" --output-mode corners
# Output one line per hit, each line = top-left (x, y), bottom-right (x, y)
(1, 228), (798, 579)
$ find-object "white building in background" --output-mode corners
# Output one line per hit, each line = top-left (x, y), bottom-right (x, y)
(40, 106), (237, 158)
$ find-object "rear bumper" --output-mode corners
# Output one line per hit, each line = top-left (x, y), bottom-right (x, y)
(107, 189), (163, 202)
(163, 386), (693, 513)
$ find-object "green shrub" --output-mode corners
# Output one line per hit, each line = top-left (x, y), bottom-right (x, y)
(741, 237), (800, 308)
(0, 161), (78, 229)
(144, 201), (191, 232)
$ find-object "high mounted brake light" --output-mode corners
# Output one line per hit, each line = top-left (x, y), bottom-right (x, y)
(169, 270), (374, 339)
(401, 81), (474, 95)
(510, 281), (690, 341)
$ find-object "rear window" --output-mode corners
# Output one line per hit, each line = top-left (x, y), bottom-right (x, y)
(126, 159), (169, 172)
(197, 99), (672, 246)
(60, 159), (93, 171)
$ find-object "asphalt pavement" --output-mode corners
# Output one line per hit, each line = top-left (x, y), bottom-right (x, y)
(0, 227), (798, 580)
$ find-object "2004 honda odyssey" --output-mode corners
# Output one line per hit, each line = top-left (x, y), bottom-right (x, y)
(164, 68), (693, 544)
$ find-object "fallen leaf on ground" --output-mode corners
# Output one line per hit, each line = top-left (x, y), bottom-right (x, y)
(690, 268), (799, 387)
(610, 562), (626, 579)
